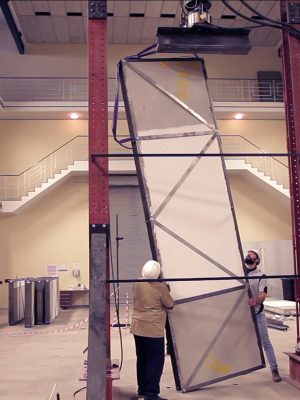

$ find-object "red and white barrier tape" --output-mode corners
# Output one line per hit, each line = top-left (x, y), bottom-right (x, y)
(0, 317), (89, 337)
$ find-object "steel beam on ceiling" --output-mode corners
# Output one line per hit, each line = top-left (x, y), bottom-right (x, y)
(87, 1), (111, 400)
(0, 0), (24, 54)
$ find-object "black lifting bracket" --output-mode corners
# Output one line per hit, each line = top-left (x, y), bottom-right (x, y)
(288, 2), (300, 24)
(90, 223), (109, 235)
(88, 0), (107, 20)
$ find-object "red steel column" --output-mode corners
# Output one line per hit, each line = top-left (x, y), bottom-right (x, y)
(87, 1), (111, 399)
(281, 0), (300, 352)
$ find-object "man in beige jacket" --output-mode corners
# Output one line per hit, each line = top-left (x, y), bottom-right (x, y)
(131, 260), (174, 400)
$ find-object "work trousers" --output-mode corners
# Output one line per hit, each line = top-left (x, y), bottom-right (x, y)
(134, 335), (165, 399)
(256, 312), (278, 371)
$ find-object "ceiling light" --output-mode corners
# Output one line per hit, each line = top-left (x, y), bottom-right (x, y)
(70, 112), (79, 120)
(234, 113), (244, 120)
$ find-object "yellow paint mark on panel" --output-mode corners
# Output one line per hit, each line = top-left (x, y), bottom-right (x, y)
(159, 62), (190, 101)
(204, 353), (233, 375)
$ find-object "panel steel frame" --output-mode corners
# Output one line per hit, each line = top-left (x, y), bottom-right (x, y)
(119, 57), (264, 391)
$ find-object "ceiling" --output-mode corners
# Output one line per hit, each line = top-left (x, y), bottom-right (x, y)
(8, 0), (282, 47)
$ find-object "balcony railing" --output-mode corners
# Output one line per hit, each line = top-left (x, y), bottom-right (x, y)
(0, 135), (288, 202)
(0, 77), (284, 103)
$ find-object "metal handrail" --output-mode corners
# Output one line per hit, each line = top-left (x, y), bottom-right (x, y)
(0, 135), (288, 202)
(221, 135), (289, 189)
(208, 78), (283, 103)
(0, 135), (88, 177)
(222, 135), (288, 168)
(0, 77), (284, 103)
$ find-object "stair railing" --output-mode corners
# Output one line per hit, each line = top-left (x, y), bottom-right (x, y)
(0, 135), (288, 202)
(220, 135), (289, 189)
(0, 136), (88, 201)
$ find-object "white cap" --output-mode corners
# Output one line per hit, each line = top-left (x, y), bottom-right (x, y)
(248, 249), (260, 258)
(142, 260), (161, 279)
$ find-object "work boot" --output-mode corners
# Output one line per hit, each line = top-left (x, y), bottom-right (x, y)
(144, 397), (168, 400)
(271, 369), (282, 382)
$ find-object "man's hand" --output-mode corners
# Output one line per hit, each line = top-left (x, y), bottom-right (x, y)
(165, 283), (171, 292)
(248, 297), (257, 306)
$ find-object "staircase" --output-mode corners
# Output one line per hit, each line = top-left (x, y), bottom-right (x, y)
(0, 135), (289, 213)
(221, 135), (290, 198)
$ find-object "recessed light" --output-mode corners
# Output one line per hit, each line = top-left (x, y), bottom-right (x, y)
(70, 112), (79, 120)
(234, 113), (244, 120)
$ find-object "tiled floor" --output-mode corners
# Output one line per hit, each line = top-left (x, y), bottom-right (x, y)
(0, 308), (299, 400)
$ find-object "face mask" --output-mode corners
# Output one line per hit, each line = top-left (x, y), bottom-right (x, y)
(244, 256), (255, 265)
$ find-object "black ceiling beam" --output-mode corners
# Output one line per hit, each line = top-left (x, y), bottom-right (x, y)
(0, 0), (24, 54)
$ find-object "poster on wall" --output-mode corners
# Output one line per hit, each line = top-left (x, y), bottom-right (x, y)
(47, 264), (58, 276)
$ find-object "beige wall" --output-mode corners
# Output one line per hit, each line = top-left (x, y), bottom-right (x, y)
(218, 119), (288, 166)
(0, 120), (87, 174)
(0, 23), (88, 77)
(229, 175), (292, 242)
(0, 39), (281, 79)
(0, 118), (292, 308)
(0, 178), (88, 308)
(0, 119), (131, 174)
(203, 46), (281, 79)
(0, 118), (287, 174)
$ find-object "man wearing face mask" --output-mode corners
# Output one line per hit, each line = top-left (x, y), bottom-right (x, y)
(245, 249), (282, 383)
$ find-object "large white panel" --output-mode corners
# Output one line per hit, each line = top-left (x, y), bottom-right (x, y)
(139, 134), (215, 214)
(122, 60), (215, 134)
(150, 226), (241, 300)
(169, 288), (262, 390)
(137, 138), (245, 301)
(120, 58), (264, 390)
